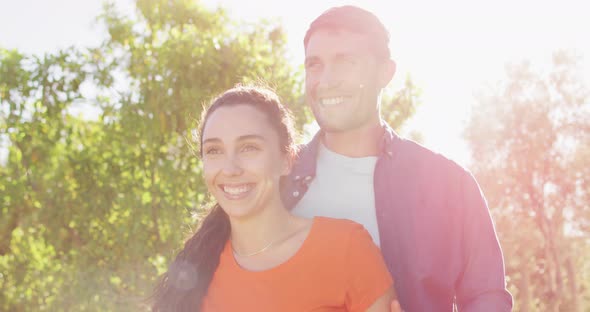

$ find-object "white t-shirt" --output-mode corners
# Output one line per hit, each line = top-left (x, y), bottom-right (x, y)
(291, 143), (381, 246)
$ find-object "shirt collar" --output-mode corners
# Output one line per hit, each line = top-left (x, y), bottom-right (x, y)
(292, 122), (401, 178)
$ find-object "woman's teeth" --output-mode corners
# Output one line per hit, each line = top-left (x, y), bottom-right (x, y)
(223, 184), (252, 195)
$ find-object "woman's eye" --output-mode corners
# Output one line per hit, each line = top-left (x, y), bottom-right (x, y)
(241, 144), (260, 152)
(205, 147), (221, 155)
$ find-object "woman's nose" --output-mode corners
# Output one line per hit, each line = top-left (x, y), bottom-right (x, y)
(221, 155), (243, 176)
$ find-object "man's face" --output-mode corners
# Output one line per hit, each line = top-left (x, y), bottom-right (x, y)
(304, 29), (387, 133)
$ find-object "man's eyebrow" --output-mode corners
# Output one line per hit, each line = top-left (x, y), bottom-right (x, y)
(305, 53), (357, 64)
(330, 51), (362, 61)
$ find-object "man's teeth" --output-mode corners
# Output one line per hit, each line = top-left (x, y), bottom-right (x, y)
(321, 97), (344, 106)
(223, 185), (251, 195)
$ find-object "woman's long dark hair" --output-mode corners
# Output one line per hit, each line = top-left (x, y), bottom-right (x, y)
(151, 85), (297, 311)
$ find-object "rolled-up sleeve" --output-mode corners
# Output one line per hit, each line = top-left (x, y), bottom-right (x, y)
(456, 171), (513, 311)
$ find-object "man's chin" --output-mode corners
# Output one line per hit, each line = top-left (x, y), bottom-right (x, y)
(316, 121), (350, 133)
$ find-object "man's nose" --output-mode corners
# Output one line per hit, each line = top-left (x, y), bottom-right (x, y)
(318, 64), (342, 89)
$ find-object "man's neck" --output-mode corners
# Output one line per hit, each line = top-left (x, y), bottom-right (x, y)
(322, 122), (384, 157)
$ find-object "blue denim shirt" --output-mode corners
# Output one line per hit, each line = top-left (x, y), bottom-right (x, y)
(281, 125), (513, 311)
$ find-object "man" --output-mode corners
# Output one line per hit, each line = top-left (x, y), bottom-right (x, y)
(281, 5), (513, 311)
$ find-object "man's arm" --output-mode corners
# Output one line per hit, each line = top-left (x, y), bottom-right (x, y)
(455, 171), (513, 311)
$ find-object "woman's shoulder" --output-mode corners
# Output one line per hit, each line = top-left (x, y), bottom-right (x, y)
(312, 217), (371, 246)
(315, 217), (363, 231)
(314, 216), (365, 231)
(308, 216), (388, 279)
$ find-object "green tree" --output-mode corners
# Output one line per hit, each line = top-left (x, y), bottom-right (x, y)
(1, 0), (301, 310)
(0, 0), (421, 310)
(464, 51), (590, 311)
(382, 74), (421, 132)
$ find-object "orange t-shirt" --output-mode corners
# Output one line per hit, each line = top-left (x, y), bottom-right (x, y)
(202, 217), (393, 312)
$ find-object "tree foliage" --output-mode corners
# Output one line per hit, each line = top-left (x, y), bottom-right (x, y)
(464, 51), (590, 311)
(0, 0), (303, 310)
(0, 1), (420, 311)
(382, 74), (421, 132)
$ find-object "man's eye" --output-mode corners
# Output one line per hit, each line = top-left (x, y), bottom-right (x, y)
(305, 61), (321, 70)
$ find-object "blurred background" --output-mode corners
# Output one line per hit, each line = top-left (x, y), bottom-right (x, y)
(0, 0), (588, 310)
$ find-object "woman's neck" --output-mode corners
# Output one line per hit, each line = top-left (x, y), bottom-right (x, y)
(229, 198), (297, 256)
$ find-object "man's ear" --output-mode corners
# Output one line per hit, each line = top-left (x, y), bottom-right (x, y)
(378, 59), (396, 88)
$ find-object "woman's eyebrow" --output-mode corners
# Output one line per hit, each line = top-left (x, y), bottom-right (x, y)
(236, 134), (266, 142)
(202, 137), (221, 145)
(202, 134), (266, 145)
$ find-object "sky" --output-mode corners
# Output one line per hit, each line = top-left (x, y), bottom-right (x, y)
(1, 0), (588, 166)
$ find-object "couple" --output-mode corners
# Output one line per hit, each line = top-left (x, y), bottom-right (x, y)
(153, 5), (513, 312)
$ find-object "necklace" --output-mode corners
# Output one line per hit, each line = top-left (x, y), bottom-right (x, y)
(232, 239), (276, 257)
(231, 224), (309, 257)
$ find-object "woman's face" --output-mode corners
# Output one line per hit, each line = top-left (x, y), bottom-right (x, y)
(201, 104), (289, 220)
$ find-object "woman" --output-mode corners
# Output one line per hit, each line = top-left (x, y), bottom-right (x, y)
(152, 85), (397, 311)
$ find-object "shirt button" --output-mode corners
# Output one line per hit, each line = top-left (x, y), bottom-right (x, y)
(292, 191), (300, 197)
(294, 175), (301, 181)
(304, 176), (312, 181)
